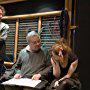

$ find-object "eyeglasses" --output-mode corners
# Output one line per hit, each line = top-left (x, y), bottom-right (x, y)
(30, 40), (41, 45)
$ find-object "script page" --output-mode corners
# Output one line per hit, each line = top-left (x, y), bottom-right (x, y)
(2, 78), (41, 87)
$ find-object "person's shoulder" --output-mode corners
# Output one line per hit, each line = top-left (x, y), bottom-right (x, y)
(68, 52), (78, 62)
(19, 47), (27, 54)
(40, 48), (45, 53)
(41, 47), (49, 56)
(1, 22), (9, 29)
(5, 23), (9, 29)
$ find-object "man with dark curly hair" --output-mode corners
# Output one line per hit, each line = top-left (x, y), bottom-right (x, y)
(0, 5), (9, 76)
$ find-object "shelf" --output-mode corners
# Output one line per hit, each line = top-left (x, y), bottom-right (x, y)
(0, 0), (26, 4)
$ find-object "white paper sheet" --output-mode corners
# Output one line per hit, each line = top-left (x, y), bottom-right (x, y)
(2, 78), (41, 87)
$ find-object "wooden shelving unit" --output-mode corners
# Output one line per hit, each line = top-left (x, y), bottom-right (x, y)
(1, 0), (78, 65)
(0, 0), (26, 4)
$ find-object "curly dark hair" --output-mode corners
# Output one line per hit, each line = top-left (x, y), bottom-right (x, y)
(0, 5), (5, 16)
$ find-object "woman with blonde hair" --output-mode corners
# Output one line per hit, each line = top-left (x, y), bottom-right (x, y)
(49, 38), (81, 90)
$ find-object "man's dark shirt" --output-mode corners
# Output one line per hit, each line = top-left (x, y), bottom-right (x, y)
(13, 47), (52, 80)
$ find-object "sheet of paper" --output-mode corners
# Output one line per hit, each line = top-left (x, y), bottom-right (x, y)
(2, 78), (41, 87)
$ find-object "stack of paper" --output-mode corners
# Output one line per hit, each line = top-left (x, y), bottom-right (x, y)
(2, 78), (41, 87)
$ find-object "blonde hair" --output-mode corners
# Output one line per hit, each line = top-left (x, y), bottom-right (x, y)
(52, 38), (71, 54)
(51, 38), (72, 61)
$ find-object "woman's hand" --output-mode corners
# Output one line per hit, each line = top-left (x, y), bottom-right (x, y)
(54, 75), (70, 87)
(51, 57), (56, 67)
(51, 57), (59, 66)
(51, 57), (60, 78)
(54, 78), (63, 87)
(54, 80), (59, 87)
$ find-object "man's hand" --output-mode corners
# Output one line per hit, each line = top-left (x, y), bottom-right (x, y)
(14, 74), (22, 79)
(31, 74), (41, 80)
